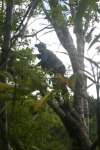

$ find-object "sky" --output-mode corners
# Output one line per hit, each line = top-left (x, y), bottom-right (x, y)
(26, 15), (100, 98)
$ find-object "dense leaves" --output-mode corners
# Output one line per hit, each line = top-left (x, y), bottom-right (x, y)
(8, 101), (70, 150)
(0, 0), (100, 150)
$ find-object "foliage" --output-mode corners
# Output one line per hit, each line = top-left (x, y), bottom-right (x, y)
(8, 100), (70, 150)
(0, 0), (100, 150)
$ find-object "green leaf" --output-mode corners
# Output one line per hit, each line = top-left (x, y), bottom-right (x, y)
(0, 82), (14, 93)
(75, 0), (96, 19)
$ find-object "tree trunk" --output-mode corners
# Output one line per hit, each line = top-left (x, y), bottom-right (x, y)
(0, 0), (13, 149)
(0, 101), (9, 150)
(48, 99), (91, 150)
(96, 78), (100, 150)
(74, 15), (89, 131)
(43, 0), (90, 149)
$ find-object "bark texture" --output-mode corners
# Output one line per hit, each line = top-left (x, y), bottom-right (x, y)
(0, 0), (13, 149)
(43, 0), (90, 149)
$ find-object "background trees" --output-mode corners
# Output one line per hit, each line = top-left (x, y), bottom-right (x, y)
(0, 0), (100, 150)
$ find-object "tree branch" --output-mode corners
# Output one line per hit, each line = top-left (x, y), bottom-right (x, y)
(11, 0), (38, 45)
(43, 0), (79, 73)
(15, 1), (33, 34)
(0, 0), (13, 69)
(22, 24), (51, 38)
(48, 98), (91, 149)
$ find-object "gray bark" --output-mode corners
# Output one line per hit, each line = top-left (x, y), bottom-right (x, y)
(43, 0), (90, 149)
(44, 0), (89, 126)
(48, 99), (91, 150)
(0, 0), (13, 68)
(0, 0), (13, 149)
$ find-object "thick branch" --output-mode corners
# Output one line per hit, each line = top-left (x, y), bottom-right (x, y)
(48, 99), (91, 150)
(19, 24), (51, 38)
(15, 1), (33, 34)
(0, 0), (13, 69)
(11, 0), (38, 45)
(44, 0), (90, 140)
(43, 0), (79, 73)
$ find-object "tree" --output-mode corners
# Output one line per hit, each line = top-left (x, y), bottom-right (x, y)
(0, 0), (100, 150)
(33, 0), (99, 150)
(0, 0), (38, 149)
(8, 100), (70, 150)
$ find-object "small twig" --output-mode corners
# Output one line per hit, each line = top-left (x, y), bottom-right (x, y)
(11, 0), (38, 45)
(23, 24), (51, 38)
(15, 1), (32, 34)
(41, 29), (54, 36)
